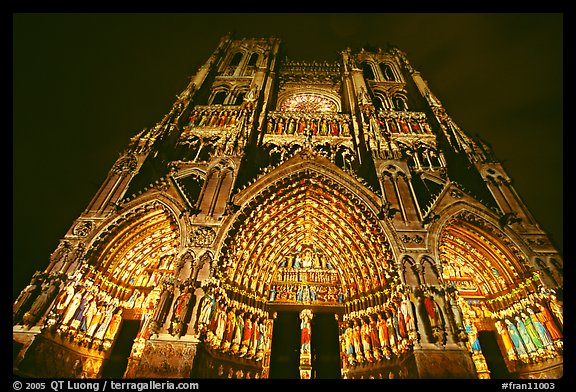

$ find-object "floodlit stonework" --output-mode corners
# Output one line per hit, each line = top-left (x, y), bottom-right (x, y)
(13, 34), (563, 379)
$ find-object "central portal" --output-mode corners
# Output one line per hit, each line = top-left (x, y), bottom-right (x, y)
(312, 312), (340, 379)
(268, 310), (341, 379)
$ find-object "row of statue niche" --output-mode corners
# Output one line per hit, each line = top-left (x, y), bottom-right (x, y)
(268, 284), (344, 304)
(374, 114), (433, 135)
(275, 267), (339, 284)
(160, 282), (194, 337)
(108, 253), (174, 290)
(278, 249), (336, 270)
(187, 108), (246, 128)
(196, 293), (271, 361)
(115, 268), (166, 288)
(340, 299), (416, 367)
(39, 273), (196, 350)
(214, 365), (263, 379)
(13, 271), (67, 327)
(489, 302), (563, 363)
(127, 281), (195, 359)
(461, 287), (563, 332)
(266, 115), (351, 137)
(131, 279), (204, 359)
(46, 279), (129, 350)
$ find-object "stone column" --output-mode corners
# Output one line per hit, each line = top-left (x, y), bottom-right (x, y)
(299, 309), (313, 379)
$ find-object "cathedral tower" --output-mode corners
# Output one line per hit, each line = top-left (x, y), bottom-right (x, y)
(13, 34), (563, 380)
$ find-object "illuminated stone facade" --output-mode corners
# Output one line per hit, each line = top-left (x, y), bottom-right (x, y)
(13, 35), (563, 379)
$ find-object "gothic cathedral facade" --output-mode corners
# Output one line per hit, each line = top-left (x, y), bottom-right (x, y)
(13, 35), (563, 379)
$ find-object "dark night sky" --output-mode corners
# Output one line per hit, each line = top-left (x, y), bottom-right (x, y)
(13, 13), (563, 299)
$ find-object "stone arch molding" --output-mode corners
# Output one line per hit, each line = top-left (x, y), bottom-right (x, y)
(426, 202), (533, 300)
(65, 194), (206, 320)
(216, 156), (405, 312)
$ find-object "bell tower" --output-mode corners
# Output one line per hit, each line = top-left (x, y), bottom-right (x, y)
(13, 34), (563, 380)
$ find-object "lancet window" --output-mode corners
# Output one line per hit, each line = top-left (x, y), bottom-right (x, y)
(361, 61), (376, 80)
(379, 62), (397, 81)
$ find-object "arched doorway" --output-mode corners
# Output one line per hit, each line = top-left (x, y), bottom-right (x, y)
(437, 211), (563, 378)
(214, 166), (399, 378)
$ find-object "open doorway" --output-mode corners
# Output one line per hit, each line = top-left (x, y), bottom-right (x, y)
(311, 312), (340, 379)
(478, 330), (511, 379)
(268, 311), (301, 378)
(268, 310), (341, 379)
(100, 319), (140, 378)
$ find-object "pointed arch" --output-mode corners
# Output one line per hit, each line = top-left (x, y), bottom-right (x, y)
(361, 61), (376, 80)
(85, 201), (181, 297)
(392, 93), (408, 111)
(378, 62), (397, 81)
(229, 51), (243, 67)
(429, 205), (532, 303)
(196, 251), (214, 282)
(247, 52), (259, 66)
(216, 155), (400, 313)
(197, 159), (237, 218)
(372, 89), (392, 111)
(178, 249), (196, 281)
(420, 255), (440, 285)
(401, 255), (420, 286)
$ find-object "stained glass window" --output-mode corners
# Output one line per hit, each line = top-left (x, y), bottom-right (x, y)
(280, 94), (337, 113)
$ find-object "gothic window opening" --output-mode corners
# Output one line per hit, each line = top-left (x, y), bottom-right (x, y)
(417, 146), (431, 169)
(379, 62), (396, 81)
(175, 171), (205, 206)
(334, 145), (356, 172)
(248, 53), (259, 66)
(234, 91), (246, 105)
(265, 144), (283, 167)
(372, 91), (387, 111)
(401, 256), (421, 286)
(230, 52), (243, 67)
(381, 170), (401, 215)
(393, 96), (407, 111)
(212, 90), (228, 105)
(361, 61), (375, 80)
(429, 150), (442, 168)
(406, 151), (418, 169)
